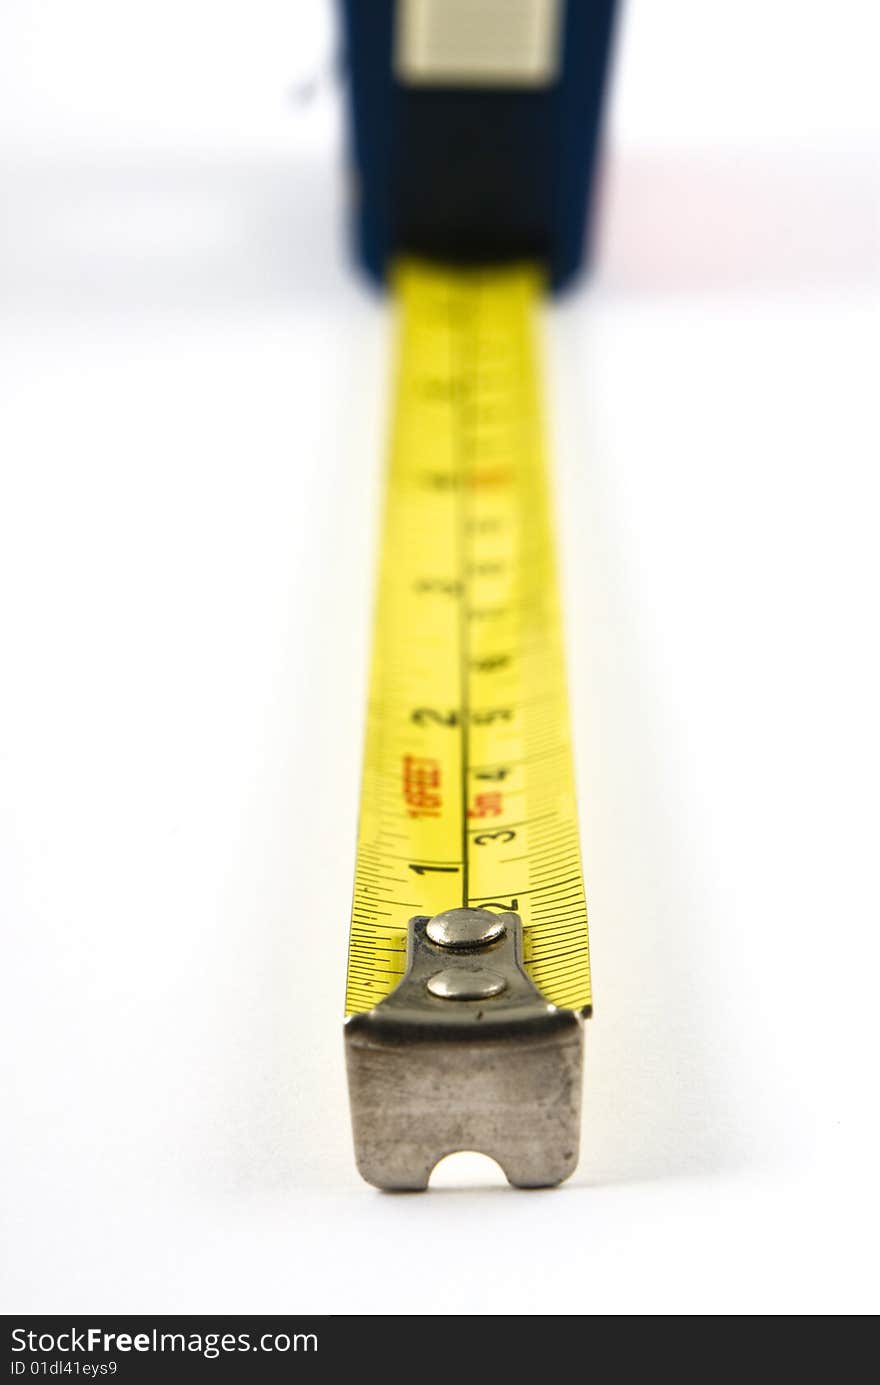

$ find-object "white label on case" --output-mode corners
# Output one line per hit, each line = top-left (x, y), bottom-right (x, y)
(395, 0), (563, 88)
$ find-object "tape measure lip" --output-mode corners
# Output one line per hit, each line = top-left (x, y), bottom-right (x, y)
(344, 985), (592, 1023)
(346, 910), (584, 1191)
(346, 1008), (580, 1047)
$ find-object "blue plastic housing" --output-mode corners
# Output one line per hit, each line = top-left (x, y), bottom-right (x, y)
(337, 0), (618, 291)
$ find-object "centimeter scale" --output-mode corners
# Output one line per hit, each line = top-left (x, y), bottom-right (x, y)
(344, 261), (591, 1190)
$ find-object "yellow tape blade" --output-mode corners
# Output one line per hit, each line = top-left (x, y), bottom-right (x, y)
(346, 260), (590, 1017)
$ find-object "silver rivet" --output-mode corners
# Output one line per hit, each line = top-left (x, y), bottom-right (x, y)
(426, 967), (507, 1001)
(425, 907), (506, 950)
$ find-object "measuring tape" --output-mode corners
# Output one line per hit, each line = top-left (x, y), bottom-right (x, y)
(344, 260), (590, 1190)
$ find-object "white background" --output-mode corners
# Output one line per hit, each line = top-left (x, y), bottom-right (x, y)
(1, 1), (878, 1315)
